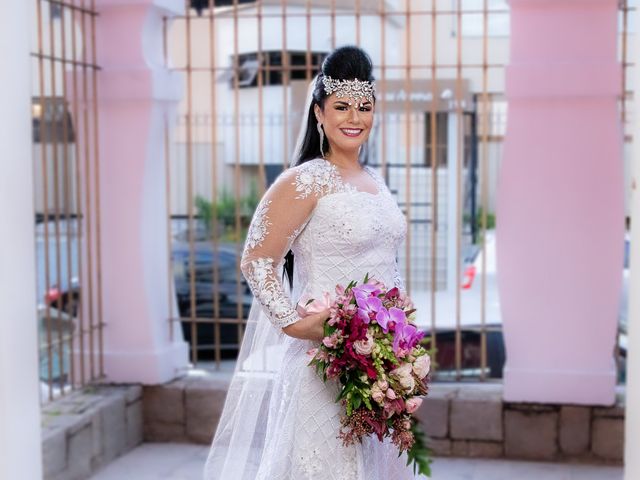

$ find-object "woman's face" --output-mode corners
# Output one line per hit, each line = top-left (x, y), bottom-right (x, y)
(314, 93), (374, 156)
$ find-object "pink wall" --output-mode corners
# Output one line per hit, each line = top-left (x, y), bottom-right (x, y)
(498, 0), (624, 404)
(90, 0), (187, 383)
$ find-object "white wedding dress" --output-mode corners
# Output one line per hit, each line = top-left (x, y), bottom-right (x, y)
(204, 157), (419, 479)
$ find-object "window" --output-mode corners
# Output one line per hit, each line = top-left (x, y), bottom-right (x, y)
(49, 4), (63, 19)
(190, 0), (256, 16)
(456, 0), (510, 37)
(32, 97), (75, 144)
(231, 51), (328, 88)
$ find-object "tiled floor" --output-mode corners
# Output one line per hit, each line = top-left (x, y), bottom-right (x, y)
(90, 443), (624, 480)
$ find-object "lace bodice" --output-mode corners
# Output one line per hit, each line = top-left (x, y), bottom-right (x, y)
(241, 158), (407, 331)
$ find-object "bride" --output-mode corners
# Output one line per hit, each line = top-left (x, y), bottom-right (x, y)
(204, 45), (419, 479)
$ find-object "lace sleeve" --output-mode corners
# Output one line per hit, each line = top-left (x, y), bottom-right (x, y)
(240, 167), (317, 330)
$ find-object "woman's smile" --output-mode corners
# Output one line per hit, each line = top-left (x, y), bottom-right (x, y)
(340, 128), (363, 137)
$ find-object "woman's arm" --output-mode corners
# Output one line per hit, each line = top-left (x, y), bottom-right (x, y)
(240, 167), (326, 340)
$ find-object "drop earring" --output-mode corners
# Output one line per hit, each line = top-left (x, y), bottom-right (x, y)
(316, 121), (325, 158)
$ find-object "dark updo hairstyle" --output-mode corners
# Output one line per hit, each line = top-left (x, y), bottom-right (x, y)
(294, 45), (376, 166)
(283, 45), (376, 290)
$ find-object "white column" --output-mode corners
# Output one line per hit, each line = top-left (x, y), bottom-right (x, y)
(88, 0), (188, 384)
(0, 2), (44, 480)
(446, 111), (459, 294)
(623, 9), (640, 478)
(498, 0), (623, 404)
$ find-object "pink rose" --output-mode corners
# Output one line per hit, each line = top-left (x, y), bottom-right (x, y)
(353, 333), (374, 356)
(406, 397), (423, 414)
(413, 354), (431, 379)
(322, 332), (341, 348)
(376, 378), (389, 391)
(391, 363), (416, 393)
(371, 384), (385, 404)
(386, 388), (397, 400)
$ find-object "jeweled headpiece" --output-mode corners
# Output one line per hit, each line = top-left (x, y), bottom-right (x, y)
(322, 76), (376, 106)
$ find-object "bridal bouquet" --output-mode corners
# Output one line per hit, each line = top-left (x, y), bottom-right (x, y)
(304, 274), (433, 477)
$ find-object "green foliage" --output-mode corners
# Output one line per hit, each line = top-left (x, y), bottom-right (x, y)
(194, 195), (213, 231)
(406, 422), (433, 477)
(194, 179), (261, 239)
(464, 206), (496, 231)
(336, 373), (373, 416)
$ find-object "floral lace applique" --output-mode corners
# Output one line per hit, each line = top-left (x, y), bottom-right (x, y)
(293, 159), (357, 199)
(298, 447), (323, 478)
(243, 257), (299, 328)
(393, 262), (405, 292)
(298, 445), (358, 480)
(245, 200), (272, 252)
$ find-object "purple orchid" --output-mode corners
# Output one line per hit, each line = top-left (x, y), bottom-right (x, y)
(375, 307), (405, 334)
(352, 282), (381, 299)
(392, 317), (425, 354)
(356, 295), (382, 324)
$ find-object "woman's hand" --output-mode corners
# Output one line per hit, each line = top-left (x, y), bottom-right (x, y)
(282, 308), (330, 342)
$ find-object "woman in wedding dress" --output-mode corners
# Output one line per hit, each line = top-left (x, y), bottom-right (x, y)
(204, 46), (419, 479)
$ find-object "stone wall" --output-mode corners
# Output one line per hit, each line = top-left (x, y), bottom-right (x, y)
(142, 377), (625, 465)
(415, 384), (625, 464)
(41, 385), (143, 480)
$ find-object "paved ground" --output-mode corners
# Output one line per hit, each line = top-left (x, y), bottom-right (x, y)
(90, 443), (624, 480)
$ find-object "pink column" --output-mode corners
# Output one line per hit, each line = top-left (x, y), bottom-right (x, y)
(497, 0), (624, 404)
(91, 0), (187, 383)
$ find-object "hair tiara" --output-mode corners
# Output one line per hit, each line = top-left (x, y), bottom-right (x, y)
(322, 76), (376, 106)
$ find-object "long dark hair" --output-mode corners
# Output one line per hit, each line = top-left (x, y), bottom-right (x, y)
(283, 46), (376, 290)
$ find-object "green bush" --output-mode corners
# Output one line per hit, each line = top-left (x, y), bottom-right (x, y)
(195, 179), (261, 240)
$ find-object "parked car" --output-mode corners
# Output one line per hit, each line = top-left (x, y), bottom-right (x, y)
(44, 240), (253, 361)
(44, 277), (80, 317)
(171, 240), (253, 360)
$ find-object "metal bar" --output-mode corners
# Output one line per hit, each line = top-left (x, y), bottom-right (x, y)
(164, 102), (174, 344)
(621, 0), (628, 124)
(616, 0), (630, 380)
(330, 0), (336, 49)
(403, 0), (412, 294)
(185, 1), (197, 365)
(169, 8), (513, 20)
(479, 0), (490, 381)
(257, 0), (266, 188)
(208, 0), (222, 367)
(429, 0), (439, 376)
(29, 52), (100, 70)
(167, 63), (508, 73)
(89, 0), (104, 379)
(305, 0), (312, 82)
(36, 0), (54, 401)
(59, 0), (75, 389)
(48, 0), (67, 392)
(69, 0), (86, 386)
(281, 0), (289, 171)
(379, 0), (387, 177)
(355, 0), (361, 46)
(454, 0), (463, 380)
(232, 0), (244, 350)
(80, 0), (96, 383)
(163, 16), (168, 69)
